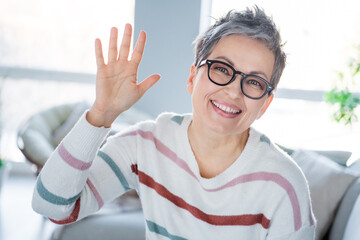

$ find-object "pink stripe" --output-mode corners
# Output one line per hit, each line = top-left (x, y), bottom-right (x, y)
(121, 130), (197, 179)
(58, 144), (92, 170)
(120, 130), (302, 231)
(87, 179), (104, 209)
(208, 172), (302, 230)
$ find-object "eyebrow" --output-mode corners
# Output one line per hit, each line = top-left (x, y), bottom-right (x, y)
(214, 56), (269, 80)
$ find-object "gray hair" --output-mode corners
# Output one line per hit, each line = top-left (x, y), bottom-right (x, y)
(194, 6), (286, 89)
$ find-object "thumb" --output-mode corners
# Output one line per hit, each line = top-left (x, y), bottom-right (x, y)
(138, 74), (161, 96)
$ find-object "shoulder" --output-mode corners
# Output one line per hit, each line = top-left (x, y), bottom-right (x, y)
(246, 127), (312, 210)
(155, 112), (192, 127)
(248, 128), (307, 185)
(139, 112), (192, 133)
(247, 128), (315, 235)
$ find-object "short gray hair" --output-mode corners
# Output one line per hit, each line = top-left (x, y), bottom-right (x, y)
(194, 6), (286, 89)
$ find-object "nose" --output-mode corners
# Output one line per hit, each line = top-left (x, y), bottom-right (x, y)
(224, 74), (243, 99)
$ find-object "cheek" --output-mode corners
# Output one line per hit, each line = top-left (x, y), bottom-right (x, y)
(244, 100), (266, 118)
(192, 75), (213, 99)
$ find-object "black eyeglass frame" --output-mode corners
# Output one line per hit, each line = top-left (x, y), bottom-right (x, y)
(199, 59), (274, 100)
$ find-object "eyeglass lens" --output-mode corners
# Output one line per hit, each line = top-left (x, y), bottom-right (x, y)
(209, 61), (268, 99)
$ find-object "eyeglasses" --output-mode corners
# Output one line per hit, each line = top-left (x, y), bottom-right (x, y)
(199, 59), (274, 100)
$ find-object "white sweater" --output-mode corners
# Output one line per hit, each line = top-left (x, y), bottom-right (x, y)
(32, 112), (315, 239)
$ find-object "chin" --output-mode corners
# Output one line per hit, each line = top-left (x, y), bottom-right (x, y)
(207, 122), (242, 136)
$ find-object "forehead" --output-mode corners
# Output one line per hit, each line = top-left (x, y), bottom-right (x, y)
(208, 34), (275, 80)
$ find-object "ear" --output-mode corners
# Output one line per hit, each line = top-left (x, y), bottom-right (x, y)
(256, 94), (274, 120)
(187, 65), (196, 95)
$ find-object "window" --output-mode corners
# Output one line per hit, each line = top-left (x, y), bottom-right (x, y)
(0, 0), (134, 162)
(0, 0), (134, 73)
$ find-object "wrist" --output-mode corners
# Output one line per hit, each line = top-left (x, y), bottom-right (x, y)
(86, 107), (114, 128)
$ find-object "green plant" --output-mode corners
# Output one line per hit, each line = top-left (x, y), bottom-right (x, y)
(324, 46), (360, 125)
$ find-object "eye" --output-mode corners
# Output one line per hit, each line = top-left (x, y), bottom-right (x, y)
(245, 78), (265, 90)
(248, 79), (261, 86)
(215, 66), (230, 75)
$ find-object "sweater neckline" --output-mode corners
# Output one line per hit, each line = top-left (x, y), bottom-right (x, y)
(179, 114), (260, 188)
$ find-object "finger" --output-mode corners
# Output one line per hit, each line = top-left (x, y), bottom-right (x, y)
(118, 24), (132, 61)
(108, 27), (118, 64)
(95, 38), (105, 69)
(131, 31), (147, 66)
(138, 74), (161, 96)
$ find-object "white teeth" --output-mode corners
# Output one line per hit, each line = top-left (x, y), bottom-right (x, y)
(211, 100), (240, 114)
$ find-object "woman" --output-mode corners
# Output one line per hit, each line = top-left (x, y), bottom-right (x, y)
(32, 6), (315, 239)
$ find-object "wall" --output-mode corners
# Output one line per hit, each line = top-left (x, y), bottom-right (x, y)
(133, 0), (204, 117)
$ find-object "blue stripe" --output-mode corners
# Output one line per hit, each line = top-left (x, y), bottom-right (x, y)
(37, 176), (81, 205)
(260, 134), (271, 145)
(97, 151), (130, 191)
(170, 115), (184, 125)
(146, 220), (187, 240)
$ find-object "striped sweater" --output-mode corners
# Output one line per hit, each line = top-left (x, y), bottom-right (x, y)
(32, 112), (315, 239)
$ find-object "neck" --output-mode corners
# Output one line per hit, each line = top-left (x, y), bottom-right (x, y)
(187, 118), (249, 178)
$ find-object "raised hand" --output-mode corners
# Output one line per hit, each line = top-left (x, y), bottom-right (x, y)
(87, 24), (160, 127)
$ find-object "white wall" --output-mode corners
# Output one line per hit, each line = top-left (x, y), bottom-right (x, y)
(133, 0), (205, 117)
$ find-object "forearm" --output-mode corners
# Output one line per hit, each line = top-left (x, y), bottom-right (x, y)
(32, 111), (111, 222)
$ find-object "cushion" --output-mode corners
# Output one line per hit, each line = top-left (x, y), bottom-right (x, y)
(329, 177), (360, 240)
(341, 188), (360, 240)
(41, 103), (76, 133)
(52, 101), (90, 146)
(22, 128), (55, 166)
(291, 149), (357, 240)
(315, 150), (352, 166)
(330, 158), (360, 240)
(20, 102), (82, 167)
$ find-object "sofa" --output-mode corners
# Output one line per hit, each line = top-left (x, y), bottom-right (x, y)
(281, 147), (360, 240)
(18, 102), (360, 240)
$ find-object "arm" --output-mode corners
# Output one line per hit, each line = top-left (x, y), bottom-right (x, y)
(32, 24), (160, 223)
(32, 114), (111, 223)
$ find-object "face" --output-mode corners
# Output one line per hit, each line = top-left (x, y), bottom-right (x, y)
(187, 34), (275, 136)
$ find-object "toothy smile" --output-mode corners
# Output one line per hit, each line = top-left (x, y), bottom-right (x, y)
(211, 100), (241, 114)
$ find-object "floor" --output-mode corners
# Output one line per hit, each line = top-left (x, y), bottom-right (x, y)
(0, 167), (57, 240)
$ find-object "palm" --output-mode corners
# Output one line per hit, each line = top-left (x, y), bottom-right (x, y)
(91, 25), (160, 126)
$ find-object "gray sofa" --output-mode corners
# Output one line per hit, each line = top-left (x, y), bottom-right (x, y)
(18, 103), (360, 240)
(50, 211), (145, 240)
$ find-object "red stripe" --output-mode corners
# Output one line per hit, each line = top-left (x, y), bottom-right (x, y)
(49, 197), (81, 224)
(138, 170), (270, 228)
(124, 129), (302, 231)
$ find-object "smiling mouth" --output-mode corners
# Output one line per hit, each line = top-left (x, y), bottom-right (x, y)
(211, 100), (242, 115)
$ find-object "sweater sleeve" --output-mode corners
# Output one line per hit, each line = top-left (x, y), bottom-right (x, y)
(32, 111), (138, 224)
